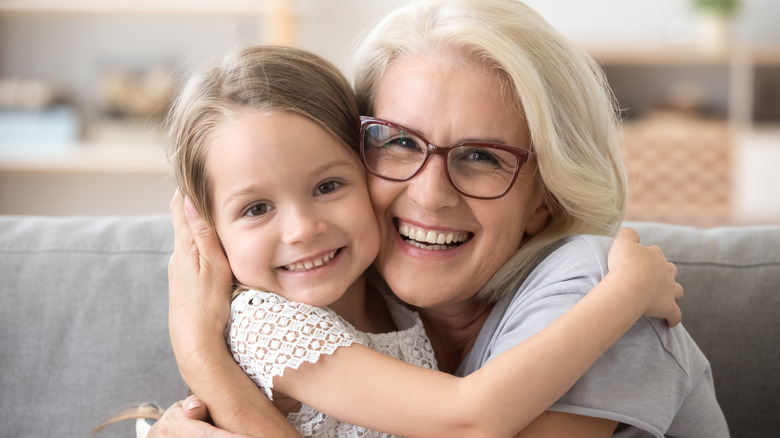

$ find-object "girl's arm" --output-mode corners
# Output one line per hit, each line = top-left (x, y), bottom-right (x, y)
(269, 229), (681, 438)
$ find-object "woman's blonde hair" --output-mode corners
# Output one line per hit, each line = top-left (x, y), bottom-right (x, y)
(351, 0), (626, 301)
(167, 45), (360, 224)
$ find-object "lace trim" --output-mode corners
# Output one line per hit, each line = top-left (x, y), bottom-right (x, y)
(227, 291), (357, 400)
(227, 288), (438, 438)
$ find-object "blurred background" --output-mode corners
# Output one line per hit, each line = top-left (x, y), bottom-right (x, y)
(1, 0), (778, 226)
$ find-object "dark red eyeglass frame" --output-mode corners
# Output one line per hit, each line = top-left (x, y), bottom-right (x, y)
(358, 116), (535, 200)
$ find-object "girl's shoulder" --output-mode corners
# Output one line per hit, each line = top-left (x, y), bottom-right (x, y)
(230, 289), (354, 335)
(227, 289), (360, 400)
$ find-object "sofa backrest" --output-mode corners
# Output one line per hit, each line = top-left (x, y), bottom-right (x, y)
(0, 215), (185, 437)
(1, 215), (778, 437)
(629, 221), (780, 438)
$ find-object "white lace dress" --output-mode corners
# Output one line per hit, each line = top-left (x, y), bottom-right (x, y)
(227, 289), (438, 438)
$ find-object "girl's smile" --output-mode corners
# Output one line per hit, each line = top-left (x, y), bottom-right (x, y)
(280, 248), (341, 272)
(206, 110), (380, 309)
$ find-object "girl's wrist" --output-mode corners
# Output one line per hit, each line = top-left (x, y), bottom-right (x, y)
(599, 270), (650, 316)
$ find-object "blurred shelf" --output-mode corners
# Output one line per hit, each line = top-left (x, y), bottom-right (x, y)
(0, 119), (169, 174)
(587, 45), (780, 126)
(587, 45), (780, 66)
(0, 143), (169, 174)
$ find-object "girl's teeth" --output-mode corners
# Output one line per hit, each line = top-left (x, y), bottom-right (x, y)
(285, 250), (336, 272)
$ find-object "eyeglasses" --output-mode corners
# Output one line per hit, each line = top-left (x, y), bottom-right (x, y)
(359, 116), (534, 200)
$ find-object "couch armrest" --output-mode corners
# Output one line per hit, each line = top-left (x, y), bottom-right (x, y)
(0, 215), (186, 436)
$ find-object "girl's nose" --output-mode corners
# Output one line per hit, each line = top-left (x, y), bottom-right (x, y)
(281, 205), (328, 244)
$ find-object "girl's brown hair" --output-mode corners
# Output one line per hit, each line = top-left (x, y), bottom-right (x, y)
(167, 45), (360, 225)
(96, 44), (359, 434)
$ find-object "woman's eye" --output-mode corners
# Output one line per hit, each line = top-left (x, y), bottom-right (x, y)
(465, 149), (500, 164)
(384, 135), (422, 151)
(315, 180), (342, 196)
(245, 203), (273, 217)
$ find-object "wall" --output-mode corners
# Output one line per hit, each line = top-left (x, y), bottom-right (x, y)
(1, 0), (778, 222)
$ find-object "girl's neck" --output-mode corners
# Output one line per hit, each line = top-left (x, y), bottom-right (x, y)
(418, 299), (494, 374)
(327, 275), (396, 334)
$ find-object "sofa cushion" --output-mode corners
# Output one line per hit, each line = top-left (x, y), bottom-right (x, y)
(1, 215), (778, 437)
(0, 215), (185, 437)
(628, 222), (780, 437)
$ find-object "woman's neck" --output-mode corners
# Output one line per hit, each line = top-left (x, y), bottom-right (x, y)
(418, 299), (494, 374)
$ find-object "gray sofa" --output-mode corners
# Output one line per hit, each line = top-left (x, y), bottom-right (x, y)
(1, 214), (778, 437)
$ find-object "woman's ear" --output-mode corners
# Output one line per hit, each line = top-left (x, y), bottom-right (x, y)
(525, 199), (550, 236)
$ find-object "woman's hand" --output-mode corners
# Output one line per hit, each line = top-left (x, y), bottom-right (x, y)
(607, 228), (684, 327)
(147, 395), (248, 438)
(168, 191), (235, 376)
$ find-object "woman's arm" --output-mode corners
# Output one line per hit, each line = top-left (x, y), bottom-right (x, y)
(167, 191), (301, 438)
(147, 396), (252, 438)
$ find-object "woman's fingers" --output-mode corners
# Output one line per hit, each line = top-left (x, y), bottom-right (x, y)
(147, 397), (249, 438)
(181, 395), (210, 421)
(170, 190), (195, 261)
(168, 191), (231, 287)
(181, 195), (231, 278)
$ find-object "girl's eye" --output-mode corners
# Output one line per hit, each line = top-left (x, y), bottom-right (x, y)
(315, 180), (342, 196)
(245, 203), (273, 217)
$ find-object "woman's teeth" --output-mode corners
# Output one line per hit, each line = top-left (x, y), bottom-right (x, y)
(284, 249), (337, 272)
(398, 222), (469, 249)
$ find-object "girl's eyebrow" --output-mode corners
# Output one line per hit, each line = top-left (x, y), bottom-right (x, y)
(221, 158), (358, 209)
(311, 158), (358, 175)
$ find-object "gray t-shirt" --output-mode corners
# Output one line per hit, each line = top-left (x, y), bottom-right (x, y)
(456, 235), (728, 437)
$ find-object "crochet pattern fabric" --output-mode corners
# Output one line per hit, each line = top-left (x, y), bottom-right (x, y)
(227, 289), (437, 437)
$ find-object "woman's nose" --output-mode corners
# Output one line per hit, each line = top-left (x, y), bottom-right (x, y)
(281, 205), (328, 244)
(406, 155), (460, 210)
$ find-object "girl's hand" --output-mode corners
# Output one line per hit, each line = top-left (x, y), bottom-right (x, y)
(168, 191), (235, 374)
(607, 228), (684, 327)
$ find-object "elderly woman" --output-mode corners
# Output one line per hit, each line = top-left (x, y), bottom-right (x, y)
(154, 0), (727, 437)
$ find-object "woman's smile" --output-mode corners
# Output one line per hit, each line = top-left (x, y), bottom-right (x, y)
(396, 219), (471, 250)
(368, 55), (545, 309)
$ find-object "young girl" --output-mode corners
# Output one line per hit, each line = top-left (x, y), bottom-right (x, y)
(164, 45), (682, 437)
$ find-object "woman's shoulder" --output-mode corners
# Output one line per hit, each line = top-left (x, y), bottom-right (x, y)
(527, 234), (614, 283)
(551, 233), (614, 258)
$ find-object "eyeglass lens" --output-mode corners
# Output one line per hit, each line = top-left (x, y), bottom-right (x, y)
(361, 123), (522, 199)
